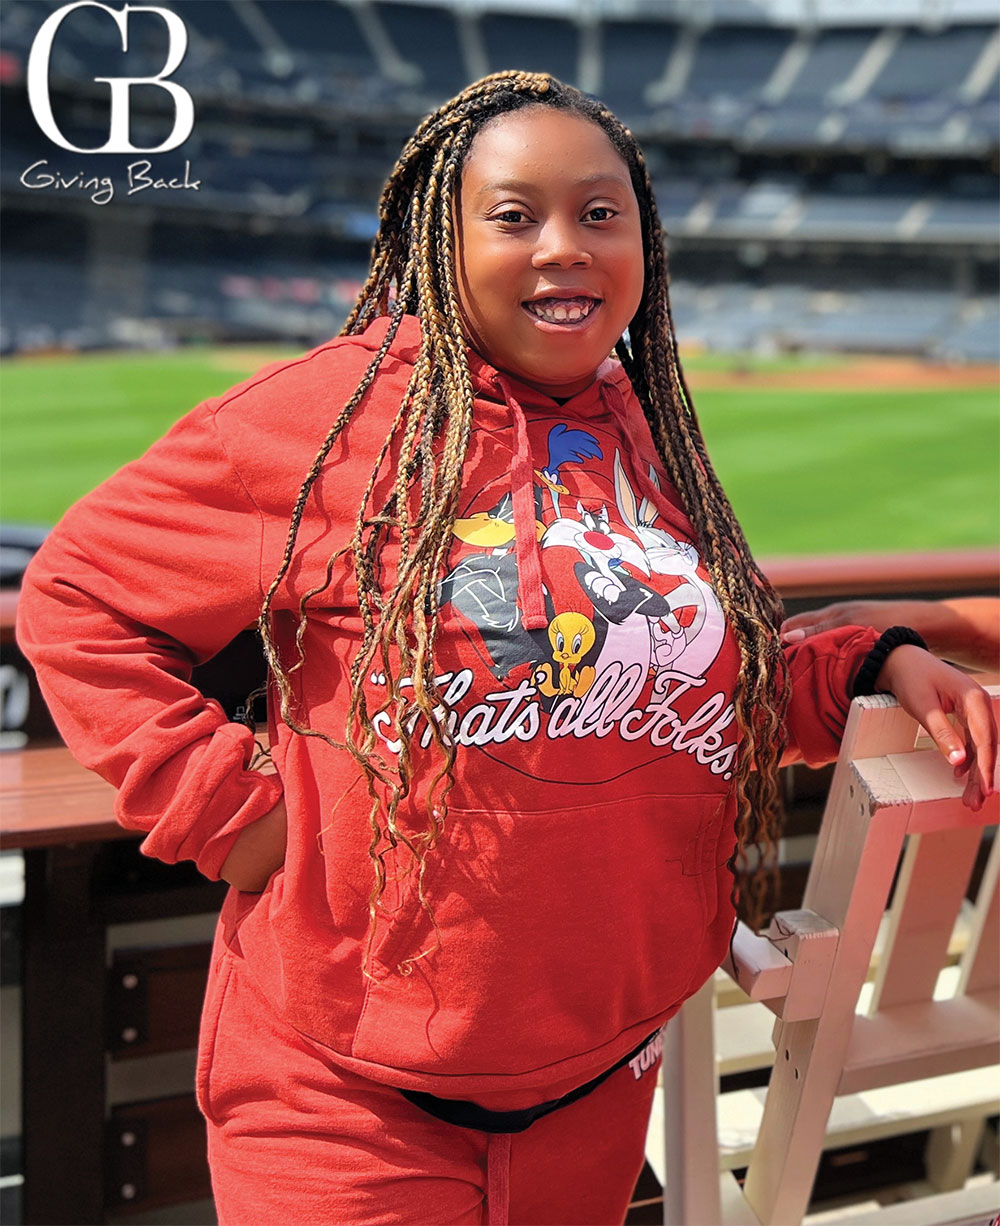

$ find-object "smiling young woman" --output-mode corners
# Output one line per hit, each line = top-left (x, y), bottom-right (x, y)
(16, 70), (996, 1226)
(455, 106), (645, 399)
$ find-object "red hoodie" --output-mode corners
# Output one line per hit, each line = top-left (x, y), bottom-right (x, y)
(17, 316), (876, 1110)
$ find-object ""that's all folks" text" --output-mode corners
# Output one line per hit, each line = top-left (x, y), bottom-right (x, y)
(371, 663), (739, 779)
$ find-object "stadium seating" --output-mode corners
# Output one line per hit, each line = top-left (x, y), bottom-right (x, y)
(780, 288), (958, 355)
(870, 25), (991, 100)
(263, 0), (377, 75)
(685, 26), (793, 98)
(940, 299), (1000, 362)
(375, 2), (469, 97)
(1, 0), (996, 362)
(480, 12), (579, 84)
(783, 29), (878, 101)
(599, 18), (679, 117)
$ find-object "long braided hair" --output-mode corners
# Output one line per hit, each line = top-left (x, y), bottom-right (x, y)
(258, 71), (790, 949)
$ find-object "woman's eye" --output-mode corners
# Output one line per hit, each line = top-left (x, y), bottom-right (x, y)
(585, 206), (615, 222)
(494, 210), (527, 224)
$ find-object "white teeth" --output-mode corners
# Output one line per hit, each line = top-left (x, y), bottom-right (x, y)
(526, 298), (597, 324)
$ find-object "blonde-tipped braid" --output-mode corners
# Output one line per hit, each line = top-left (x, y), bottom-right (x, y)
(260, 71), (790, 959)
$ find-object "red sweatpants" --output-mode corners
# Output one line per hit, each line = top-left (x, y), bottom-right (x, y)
(198, 945), (661, 1226)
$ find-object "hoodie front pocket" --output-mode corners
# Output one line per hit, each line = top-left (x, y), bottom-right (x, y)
(364, 851), (446, 980)
(195, 949), (236, 1126)
(351, 791), (729, 1077)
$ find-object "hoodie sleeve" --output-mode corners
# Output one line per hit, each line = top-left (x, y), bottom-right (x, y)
(15, 398), (283, 879)
(782, 624), (881, 767)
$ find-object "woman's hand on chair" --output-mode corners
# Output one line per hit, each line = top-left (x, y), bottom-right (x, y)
(875, 645), (997, 811)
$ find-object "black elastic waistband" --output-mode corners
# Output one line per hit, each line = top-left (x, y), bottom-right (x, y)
(400, 1030), (661, 1134)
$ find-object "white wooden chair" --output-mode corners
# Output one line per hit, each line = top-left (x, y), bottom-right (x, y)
(657, 686), (1000, 1226)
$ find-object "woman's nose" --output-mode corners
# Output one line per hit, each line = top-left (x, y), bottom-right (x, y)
(532, 219), (591, 268)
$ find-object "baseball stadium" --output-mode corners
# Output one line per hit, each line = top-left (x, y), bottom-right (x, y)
(0, 1), (997, 1223)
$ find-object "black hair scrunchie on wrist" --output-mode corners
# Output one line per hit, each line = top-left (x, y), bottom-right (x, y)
(852, 625), (929, 698)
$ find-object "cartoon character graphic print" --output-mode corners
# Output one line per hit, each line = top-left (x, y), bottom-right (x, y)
(371, 412), (741, 788)
(440, 419), (726, 695)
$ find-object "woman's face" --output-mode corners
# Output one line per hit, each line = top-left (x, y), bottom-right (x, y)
(454, 107), (645, 400)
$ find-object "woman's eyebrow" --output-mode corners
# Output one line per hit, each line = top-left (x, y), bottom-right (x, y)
(475, 172), (631, 197)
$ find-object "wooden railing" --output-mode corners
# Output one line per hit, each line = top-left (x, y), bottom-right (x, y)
(764, 548), (997, 604)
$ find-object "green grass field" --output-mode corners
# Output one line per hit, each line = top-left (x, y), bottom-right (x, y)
(2, 347), (997, 556)
(695, 377), (999, 555)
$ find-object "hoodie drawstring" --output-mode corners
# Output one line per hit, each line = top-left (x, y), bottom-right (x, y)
(486, 1132), (512, 1225)
(498, 377), (548, 632)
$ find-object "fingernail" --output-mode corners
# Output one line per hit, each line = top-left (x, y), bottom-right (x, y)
(782, 629), (805, 643)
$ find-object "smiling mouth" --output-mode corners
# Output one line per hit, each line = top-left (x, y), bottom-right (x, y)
(523, 297), (600, 325)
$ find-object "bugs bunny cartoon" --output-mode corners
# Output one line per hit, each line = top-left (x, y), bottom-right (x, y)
(612, 451), (726, 678)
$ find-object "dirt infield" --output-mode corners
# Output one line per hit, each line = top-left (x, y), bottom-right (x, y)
(687, 355), (999, 392)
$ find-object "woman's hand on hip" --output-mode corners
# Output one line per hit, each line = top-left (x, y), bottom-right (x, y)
(219, 798), (288, 892)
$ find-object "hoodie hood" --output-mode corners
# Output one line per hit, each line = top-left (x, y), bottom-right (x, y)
(361, 310), (625, 413)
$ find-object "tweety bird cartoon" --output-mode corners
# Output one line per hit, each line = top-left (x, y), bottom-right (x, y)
(535, 612), (597, 698)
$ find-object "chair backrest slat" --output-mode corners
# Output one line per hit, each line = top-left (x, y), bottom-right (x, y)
(868, 825), (982, 1014)
(957, 831), (1000, 996)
